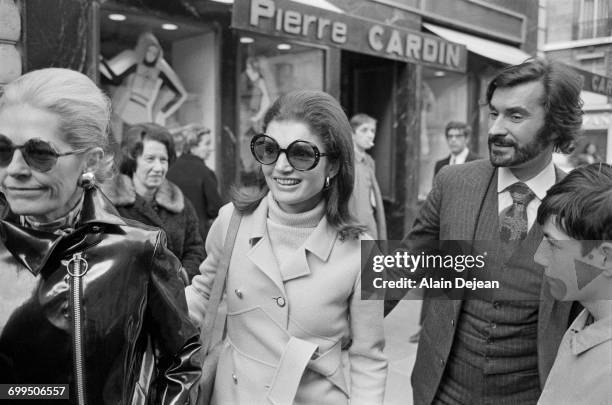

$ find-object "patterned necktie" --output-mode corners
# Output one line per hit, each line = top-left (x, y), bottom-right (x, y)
(499, 182), (536, 241)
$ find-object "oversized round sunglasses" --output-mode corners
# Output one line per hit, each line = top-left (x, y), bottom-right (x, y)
(0, 134), (86, 172)
(250, 134), (336, 171)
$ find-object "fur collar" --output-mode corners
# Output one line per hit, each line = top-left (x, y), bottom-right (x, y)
(100, 174), (184, 213)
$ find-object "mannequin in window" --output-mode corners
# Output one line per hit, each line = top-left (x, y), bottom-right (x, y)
(100, 32), (188, 131)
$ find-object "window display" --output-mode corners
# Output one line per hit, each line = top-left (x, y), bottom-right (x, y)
(100, 8), (218, 170)
(100, 32), (188, 127)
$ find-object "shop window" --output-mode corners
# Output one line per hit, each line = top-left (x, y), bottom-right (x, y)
(419, 67), (468, 199)
(237, 35), (325, 185)
(99, 7), (218, 169)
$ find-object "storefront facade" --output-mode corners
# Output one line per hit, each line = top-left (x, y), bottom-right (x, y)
(5, 0), (538, 238)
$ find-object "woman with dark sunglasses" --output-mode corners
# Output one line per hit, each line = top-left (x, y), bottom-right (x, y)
(0, 68), (201, 404)
(186, 90), (387, 404)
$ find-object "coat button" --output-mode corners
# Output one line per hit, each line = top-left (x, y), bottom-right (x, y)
(235, 289), (243, 299)
(273, 297), (286, 307)
(232, 373), (238, 384)
(451, 319), (455, 326)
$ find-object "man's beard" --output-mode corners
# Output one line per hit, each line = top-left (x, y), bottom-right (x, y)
(488, 125), (550, 168)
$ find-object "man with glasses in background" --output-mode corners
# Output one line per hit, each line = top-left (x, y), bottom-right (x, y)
(434, 121), (480, 179)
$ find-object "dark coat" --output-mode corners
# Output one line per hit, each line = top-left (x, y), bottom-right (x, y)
(101, 174), (205, 281)
(0, 186), (201, 404)
(408, 159), (575, 405)
(167, 153), (223, 243)
(433, 150), (480, 178)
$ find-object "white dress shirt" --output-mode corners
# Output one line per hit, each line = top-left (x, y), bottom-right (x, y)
(450, 147), (470, 165)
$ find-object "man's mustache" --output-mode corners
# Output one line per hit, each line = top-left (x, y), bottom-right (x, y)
(488, 134), (516, 147)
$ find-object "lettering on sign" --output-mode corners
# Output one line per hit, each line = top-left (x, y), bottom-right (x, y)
(368, 25), (462, 67)
(573, 65), (612, 97)
(250, 0), (347, 44)
(233, 0), (467, 72)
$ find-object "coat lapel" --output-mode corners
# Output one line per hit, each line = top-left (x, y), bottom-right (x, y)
(472, 165), (498, 241)
(281, 217), (336, 282)
(451, 163), (498, 312)
(245, 197), (337, 287)
(246, 198), (285, 294)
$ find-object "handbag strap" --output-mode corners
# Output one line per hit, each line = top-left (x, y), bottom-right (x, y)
(200, 208), (242, 352)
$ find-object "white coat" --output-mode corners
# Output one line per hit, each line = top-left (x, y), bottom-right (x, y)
(186, 196), (387, 405)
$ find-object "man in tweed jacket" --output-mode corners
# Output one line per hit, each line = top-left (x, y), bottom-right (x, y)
(406, 59), (583, 404)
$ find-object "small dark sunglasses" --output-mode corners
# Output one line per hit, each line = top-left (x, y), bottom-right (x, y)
(250, 134), (335, 171)
(0, 134), (85, 172)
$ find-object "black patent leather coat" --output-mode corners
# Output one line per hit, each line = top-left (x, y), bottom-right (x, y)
(0, 187), (201, 404)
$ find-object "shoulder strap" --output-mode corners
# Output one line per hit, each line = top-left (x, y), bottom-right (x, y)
(200, 208), (242, 351)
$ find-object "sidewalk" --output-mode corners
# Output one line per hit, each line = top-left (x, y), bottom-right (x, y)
(383, 299), (421, 405)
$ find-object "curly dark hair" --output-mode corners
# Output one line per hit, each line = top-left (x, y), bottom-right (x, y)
(486, 58), (583, 154)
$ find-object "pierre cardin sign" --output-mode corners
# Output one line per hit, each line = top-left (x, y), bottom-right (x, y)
(232, 0), (468, 73)
(572, 65), (612, 97)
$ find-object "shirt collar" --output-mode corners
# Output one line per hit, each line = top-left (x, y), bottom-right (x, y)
(569, 309), (612, 355)
(451, 147), (470, 164)
(497, 159), (556, 201)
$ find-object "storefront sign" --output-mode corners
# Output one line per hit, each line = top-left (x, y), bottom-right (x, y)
(573, 66), (612, 97)
(232, 0), (467, 73)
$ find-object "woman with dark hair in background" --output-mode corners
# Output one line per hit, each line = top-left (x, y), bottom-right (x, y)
(186, 90), (387, 404)
(0, 68), (200, 404)
(101, 123), (205, 281)
(167, 125), (223, 246)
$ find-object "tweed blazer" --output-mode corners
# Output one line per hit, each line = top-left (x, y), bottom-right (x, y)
(408, 159), (574, 405)
(186, 197), (387, 405)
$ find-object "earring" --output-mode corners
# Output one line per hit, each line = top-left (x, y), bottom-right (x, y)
(79, 171), (96, 190)
(324, 176), (330, 189)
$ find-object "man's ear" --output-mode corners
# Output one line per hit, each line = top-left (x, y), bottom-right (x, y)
(599, 242), (612, 277)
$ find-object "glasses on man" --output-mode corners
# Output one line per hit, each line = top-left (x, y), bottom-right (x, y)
(0, 134), (86, 173)
(250, 133), (336, 171)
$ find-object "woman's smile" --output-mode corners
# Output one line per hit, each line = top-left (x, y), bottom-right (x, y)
(274, 177), (301, 187)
